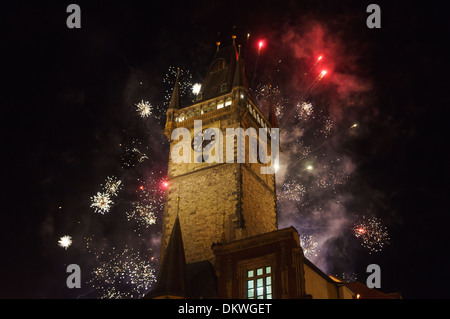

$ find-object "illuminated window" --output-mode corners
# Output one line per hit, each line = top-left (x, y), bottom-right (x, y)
(201, 104), (208, 114)
(246, 266), (272, 299)
(179, 113), (185, 122)
(209, 102), (216, 112)
(225, 97), (232, 107)
(217, 100), (224, 109)
(194, 107), (200, 117)
(186, 110), (193, 119)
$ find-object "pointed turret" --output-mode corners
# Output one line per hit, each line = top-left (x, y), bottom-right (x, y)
(268, 84), (279, 128)
(232, 45), (249, 90)
(149, 210), (190, 299)
(168, 67), (180, 110)
(164, 68), (180, 139)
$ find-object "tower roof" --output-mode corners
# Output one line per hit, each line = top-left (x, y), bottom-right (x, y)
(198, 40), (248, 101)
(149, 215), (190, 298)
(168, 68), (180, 109)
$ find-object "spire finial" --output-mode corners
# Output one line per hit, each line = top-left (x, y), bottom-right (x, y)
(216, 41), (221, 52)
(232, 35), (236, 45)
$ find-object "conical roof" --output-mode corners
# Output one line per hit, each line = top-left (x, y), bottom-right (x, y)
(150, 215), (190, 298)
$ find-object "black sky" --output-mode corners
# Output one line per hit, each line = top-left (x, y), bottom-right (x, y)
(2, 0), (450, 299)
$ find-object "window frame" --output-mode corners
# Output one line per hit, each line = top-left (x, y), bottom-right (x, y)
(225, 97), (232, 107)
(238, 253), (276, 299)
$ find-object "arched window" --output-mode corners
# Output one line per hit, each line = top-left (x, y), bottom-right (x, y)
(225, 97), (232, 107)
(202, 104), (208, 114)
(209, 102), (216, 112)
(179, 113), (185, 122)
(220, 83), (227, 93)
(194, 107), (200, 117)
(217, 100), (224, 109)
(186, 109), (193, 119)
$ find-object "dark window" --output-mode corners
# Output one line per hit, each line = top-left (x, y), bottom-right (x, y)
(220, 83), (227, 92)
(211, 59), (227, 73)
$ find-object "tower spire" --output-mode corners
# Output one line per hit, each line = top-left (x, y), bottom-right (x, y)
(232, 46), (248, 90)
(169, 67), (180, 109)
(149, 214), (190, 299)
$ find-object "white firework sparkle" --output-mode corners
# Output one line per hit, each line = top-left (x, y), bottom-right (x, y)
(58, 235), (72, 250)
(135, 100), (152, 118)
(300, 234), (319, 258)
(88, 247), (156, 299)
(90, 192), (113, 214)
(103, 176), (122, 197)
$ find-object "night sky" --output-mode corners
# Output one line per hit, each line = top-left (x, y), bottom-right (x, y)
(2, 0), (449, 299)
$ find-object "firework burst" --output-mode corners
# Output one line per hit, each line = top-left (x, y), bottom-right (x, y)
(278, 180), (306, 203)
(300, 234), (319, 258)
(58, 235), (72, 250)
(135, 100), (152, 118)
(88, 246), (156, 299)
(103, 176), (122, 197)
(120, 138), (149, 169)
(126, 202), (157, 228)
(90, 192), (113, 214)
(353, 216), (390, 253)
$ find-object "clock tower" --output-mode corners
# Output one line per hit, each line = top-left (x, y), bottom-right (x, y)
(161, 38), (278, 265)
(149, 38), (398, 300)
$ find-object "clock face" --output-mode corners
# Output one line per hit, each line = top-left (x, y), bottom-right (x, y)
(192, 128), (217, 153)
